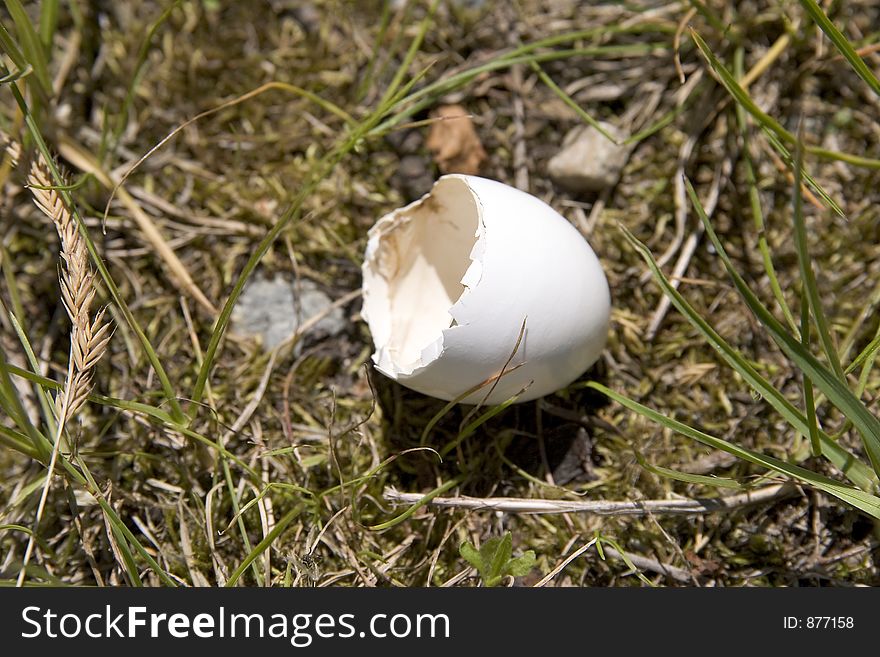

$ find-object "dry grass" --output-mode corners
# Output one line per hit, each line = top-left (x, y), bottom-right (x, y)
(1, 0), (879, 587)
(28, 153), (111, 420)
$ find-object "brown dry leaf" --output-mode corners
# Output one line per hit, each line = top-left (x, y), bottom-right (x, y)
(425, 104), (487, 175)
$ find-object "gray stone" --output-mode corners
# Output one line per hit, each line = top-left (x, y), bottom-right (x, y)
(548, 121), (631, 194)
(231, 273), (345, 351)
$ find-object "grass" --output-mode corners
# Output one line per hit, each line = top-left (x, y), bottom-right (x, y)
(1, 0), (879, 587)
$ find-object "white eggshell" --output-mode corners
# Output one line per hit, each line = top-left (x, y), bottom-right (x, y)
(361, 174), (610, 405)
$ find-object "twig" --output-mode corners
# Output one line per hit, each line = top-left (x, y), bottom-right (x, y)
(383, 482), (798, 516)
(602, 546), (697, 584)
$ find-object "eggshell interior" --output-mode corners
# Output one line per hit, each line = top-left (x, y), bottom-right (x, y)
(362, 174), (610, 405)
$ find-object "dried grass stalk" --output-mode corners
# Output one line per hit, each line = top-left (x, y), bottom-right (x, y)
(13, 142), (112, 587)
(28, 154), (111, 419)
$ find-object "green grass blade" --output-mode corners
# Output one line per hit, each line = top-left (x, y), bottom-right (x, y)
(633, 450), (746, 490)
(218, 454), (262, 585)
(846, 327), (880, 375)
(0, 343), (48, 460)
(3, 0), (52, 96)
(5, 310), (57, 434)
(0, 62), (32, 85)
(105, 0), (181, 160)
(618, 221), (877, 491)
(191, 136), (360, 408)
(791, 135), (845, 381)
(375, 0), (439, 109)
(798, 0), (880, 97)
(79, 461), (177, 587)
(373, 43), (669, 137)
(355, 0), (395, 103)
(840, 279), (880, 367)
(225, 505), (302, 586)
(801, 290), (821, 458)
(624, 95), (695, 146)
(596, 534), (655, 586)
(1, 245), (58, 427)
(440, 392), (523, 459)
(0, 21), (28, 74)
(0, 423), (40, 459)
(5, 362), (261, 479)
(104, 520), (144, 587)
(692, 29), (788, 132)
(38, 0), (59, 54)
(363, 0), (416, 104)
(855, 322), (880, 398)
(733, 48), (798, 334)
(5, 364), (175, 424)
(685, 179), (880, 480)
(370, 22), (675, 136)
(588, 382), (880, 519)
(763, 129), (844, 218)
(0, 524), (53, 552)
(367, 476), (462, 531)
(529, 60), (620, 143)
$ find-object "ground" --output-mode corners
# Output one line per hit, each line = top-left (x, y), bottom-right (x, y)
(1, 0), (879, 587)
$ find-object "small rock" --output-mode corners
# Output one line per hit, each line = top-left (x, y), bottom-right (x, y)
(231, 273), (345, 352)
(548, 121), (631, 194)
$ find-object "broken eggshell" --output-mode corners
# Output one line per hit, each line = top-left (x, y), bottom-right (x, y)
(361, 174), (610, 405)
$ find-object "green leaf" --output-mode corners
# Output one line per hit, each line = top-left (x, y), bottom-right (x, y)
(460, 532), (536, 586)
(506, 551), (537, 578)
(368, 477), (462, 531)
(225, 506), (303, 587)
(459, 540), (482, 571)
(487, 533), (513, 583)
